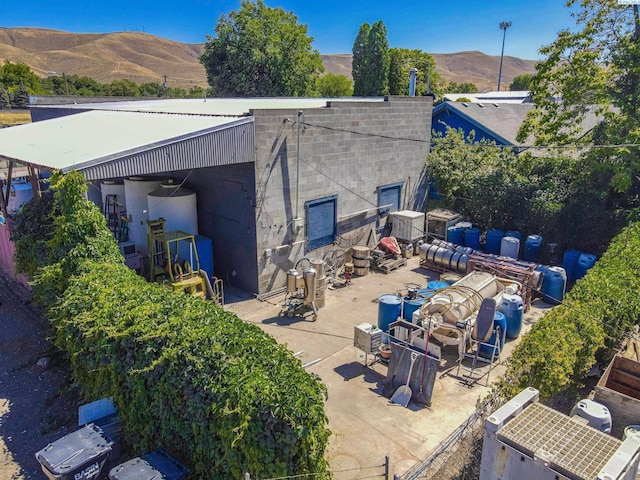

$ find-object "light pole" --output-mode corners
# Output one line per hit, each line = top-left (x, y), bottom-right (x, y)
(497, 21), (512, 92)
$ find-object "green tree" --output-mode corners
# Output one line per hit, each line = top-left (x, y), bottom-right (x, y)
(200, 0), (323, 96)
(12, 83), (30, 108)
(0, 61), (43, 94)
(352, 23), (371, 96)
(446, 81), (478, 93)
(0, 86), (10, 109)
(509, 73), (532, 91)
(103, 79), (140, 96)
(352, 21), (390, 96)
(365, 21), (390, 95)
(188, 85), (207, 98)
(139, 82), (164, 97)
(517, 0), (640, 196)
(316, 73), (352, 96)
(386, 48), (439, 96)
(387, 48), (404, 95)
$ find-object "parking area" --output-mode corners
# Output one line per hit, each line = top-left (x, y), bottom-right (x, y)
(225, 255), (548, 478)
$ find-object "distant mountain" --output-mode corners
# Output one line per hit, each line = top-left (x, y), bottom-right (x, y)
(0, 27), (536, 92)
(322, 52), (537, 92)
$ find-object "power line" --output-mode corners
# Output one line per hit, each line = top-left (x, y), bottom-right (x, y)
(301, 120), (640, 150)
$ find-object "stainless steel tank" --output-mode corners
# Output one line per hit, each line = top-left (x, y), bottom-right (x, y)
(286, 269), (301, 293)
(303, 268), (317, 304)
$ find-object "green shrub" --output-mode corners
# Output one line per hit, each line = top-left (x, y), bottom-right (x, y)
(13, 170), (331, 478)
(499, 222), (640, 400)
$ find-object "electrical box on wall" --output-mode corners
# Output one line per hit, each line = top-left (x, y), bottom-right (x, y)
(291, 217), (304, 235)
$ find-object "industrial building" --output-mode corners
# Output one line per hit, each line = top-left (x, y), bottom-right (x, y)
(0, 96), (433, 294)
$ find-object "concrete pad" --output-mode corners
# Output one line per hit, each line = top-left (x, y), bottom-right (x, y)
(225, 256), (547, 478)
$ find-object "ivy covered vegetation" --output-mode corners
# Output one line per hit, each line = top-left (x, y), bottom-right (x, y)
(12, 171), (331, 478)
(498, 222), (640, 400)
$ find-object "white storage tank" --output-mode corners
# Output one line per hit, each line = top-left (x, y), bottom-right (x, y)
(100, 180), (126, 217)
(147, 180), (198, 235)
(124, 176), (163, 256)
(3, 178), (34, 214)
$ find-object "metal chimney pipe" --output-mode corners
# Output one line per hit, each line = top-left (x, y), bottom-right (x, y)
(409, 68), (418, 97)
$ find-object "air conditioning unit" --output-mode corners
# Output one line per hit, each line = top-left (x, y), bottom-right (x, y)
(390, 210), (425, 242)
(426, 208), (460, 241)
(480, 387), (640, 480)
(354, 323), (382, 355)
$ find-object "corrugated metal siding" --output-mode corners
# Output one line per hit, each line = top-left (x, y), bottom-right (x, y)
(77, 119), (255, 180)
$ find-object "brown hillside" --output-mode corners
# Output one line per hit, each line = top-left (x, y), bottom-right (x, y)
(320, 51), (537, 92)
(0, 27), (536, 92)
(0, 27), (208, 88)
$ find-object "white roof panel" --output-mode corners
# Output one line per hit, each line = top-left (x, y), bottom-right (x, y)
(0, 110), (246, 172)
(32, 97), (384, 116)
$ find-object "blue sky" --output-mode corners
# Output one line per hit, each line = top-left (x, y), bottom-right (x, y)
(1, 0), (576, 59)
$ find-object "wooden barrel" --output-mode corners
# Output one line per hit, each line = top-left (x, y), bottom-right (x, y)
(353, 258), (370, 268)
(351, 245), (369, 260)
(353, 266), (369, 276)
(344, 262), (354, 273)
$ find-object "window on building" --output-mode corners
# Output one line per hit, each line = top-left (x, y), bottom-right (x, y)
(305, 195), (338, 250)
(377, 182), (404, 216)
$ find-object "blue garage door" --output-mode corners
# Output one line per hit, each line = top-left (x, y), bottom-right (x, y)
(377, 182), (403, 216)
(306, 195), (338, 250)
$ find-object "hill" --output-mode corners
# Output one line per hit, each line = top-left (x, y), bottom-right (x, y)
(0, 27), (536, 92)
(322, 52), (537, 92)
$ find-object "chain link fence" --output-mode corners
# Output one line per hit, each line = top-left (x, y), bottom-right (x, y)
(400, 392), (504, 480)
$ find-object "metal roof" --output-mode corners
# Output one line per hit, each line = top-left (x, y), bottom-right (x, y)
(30, 97), (384, 116)
(433, 100), (604, 149)
(0, 110), (255, 180)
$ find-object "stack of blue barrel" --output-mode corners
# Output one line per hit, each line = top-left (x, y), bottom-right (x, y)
(563, 249), (597, 283)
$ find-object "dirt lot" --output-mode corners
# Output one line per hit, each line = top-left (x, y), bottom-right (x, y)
(0, 271), (80, 479)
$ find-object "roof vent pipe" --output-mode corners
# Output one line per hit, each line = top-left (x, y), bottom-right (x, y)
(409, 68), (418, 97)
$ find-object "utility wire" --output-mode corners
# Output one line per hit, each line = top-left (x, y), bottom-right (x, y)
(301, 121), (640, 150)
(299, 156), (378, 207)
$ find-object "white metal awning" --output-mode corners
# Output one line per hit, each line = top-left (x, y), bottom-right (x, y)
(0, 110), (255, 180)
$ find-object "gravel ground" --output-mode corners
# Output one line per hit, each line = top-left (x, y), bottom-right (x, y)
(0, 272), (80, 479)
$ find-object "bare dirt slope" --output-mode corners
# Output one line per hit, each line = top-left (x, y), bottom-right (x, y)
(0, 27), (208, 89)
(1, 27), (536, 92)
(0, 272), (79, 479)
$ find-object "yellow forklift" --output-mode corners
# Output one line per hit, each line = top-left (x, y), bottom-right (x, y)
(147, 219), (223, 305)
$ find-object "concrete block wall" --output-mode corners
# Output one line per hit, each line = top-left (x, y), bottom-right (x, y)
(166, 163), (259, 293)
(252, 96), (433, 294)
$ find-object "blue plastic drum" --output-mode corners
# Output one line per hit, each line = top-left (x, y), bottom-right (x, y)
(524, 235), (543, 263)
(485, 229), (504, 255)
(574, 253), (597, 281)
(562, 249), (583, 283)
(427, 280), (449, 291)
(378, 295), (402, 344)
(464, 227), (481, 250)
(499, 294), (525, 339)
(541, 266), (567, 305)
(479, 311), (507, 357)
(447, 226), (464, 246)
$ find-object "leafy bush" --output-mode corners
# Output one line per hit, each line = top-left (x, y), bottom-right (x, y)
(428, 127), (627, 254)
(498, 222), (640, 400)
(14, 170), (331, 478)
(10, 189), (58, 279)
(54, 261), (330, 478)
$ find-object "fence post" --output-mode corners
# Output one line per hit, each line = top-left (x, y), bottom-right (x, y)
(385, 454), (390, 480)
